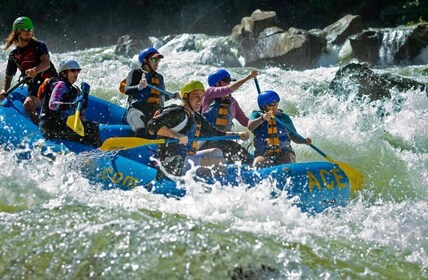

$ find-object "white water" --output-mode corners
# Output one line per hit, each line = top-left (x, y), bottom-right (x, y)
(1, 35), (427, 278)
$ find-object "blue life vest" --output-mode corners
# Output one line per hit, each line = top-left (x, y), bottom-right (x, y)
(203, 98), (233, 131)
(128, 70), (165, 108)
(252, 111), (296, 157)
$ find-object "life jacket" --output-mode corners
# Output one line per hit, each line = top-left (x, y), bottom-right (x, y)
(146, 74), (161, 105)
(155, 105), (201, 156)
(39, 78), (79, 125)
(264, 118), (282, 156)
(203, 98), (233, 131)
(253, 111), (292, 157)
(37, 78), (51, 100)
(120, 69), (164, 106)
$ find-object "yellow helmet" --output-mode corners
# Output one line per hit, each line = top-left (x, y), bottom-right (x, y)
(180, 80), (205, 99)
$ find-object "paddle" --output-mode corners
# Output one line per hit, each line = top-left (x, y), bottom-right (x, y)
(2, 77), (31, 98)
(100, 134), (240, 151)
(66, 97), (85, 136)
(254, 78), (364, 192)
(146, 84), (176, 98)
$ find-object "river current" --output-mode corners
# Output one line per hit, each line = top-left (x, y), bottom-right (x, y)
(0, 35), (427, 279)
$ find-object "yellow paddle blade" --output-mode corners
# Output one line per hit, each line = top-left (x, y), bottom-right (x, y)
(66, 111), (85, 136)
(333, 160), (365, 192)
(100, 137), (166, 151)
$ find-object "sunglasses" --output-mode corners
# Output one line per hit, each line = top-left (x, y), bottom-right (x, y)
(69, 69), (81, 73)
(221, 77), (232, 83)
(150, 57), (161, 62)
(266, 102), (279, 107)
(20, 28), (33, 32)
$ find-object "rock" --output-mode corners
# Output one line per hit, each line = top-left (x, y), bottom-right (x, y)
(114, 35), (149, 57)
(231, 9), (279, 42)
(322, 15), (363, 45)
(240, 27), (326, 69)
(329, 63), (427, 100)
(349, 23), (428, 66)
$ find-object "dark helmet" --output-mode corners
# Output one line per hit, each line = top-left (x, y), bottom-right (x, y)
(207, 69), (236, 87)
(257, 90), (280, 110)
(138, 47), (164, 64)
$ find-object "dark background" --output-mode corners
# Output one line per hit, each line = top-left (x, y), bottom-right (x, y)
(1, 0), (426, 52)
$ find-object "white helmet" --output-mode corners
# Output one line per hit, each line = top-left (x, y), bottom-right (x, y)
(58, 60), (81, 73)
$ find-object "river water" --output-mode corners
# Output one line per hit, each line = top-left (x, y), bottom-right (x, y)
(0, 35), (427, 279)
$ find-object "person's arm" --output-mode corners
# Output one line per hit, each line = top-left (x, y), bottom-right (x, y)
(25, 54), (51, 79)
(247, 110), (273, 131)
(201, 87), (233, 114)
(156, 126), (188, 144)
(0, 75), (13, 99)
(48, 81), (74, 111)
(228, 69), (258, 92)
(146, 106), (185, 137)
(231, 99), (249, 127)
(1, 56), (18, 97)
(25, 41), (52, 78)
(124, 70), (147, 96)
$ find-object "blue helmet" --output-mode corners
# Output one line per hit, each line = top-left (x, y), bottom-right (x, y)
(138, 47), (164, 64)
(208, 69), (236, 87)
(257, 90), (280, 110)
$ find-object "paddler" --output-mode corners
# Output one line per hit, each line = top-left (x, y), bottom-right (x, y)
(146, 80), (249, 176)
(0, 16), (57, 124)
(248, 90), (312, 167)
(199, 69), (257, 164)
(124, 47), (180, 138)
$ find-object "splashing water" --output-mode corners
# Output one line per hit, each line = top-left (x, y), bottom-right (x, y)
(1, 36), (427, 278)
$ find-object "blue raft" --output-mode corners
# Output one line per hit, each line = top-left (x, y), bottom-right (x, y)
(0, 86), (351, 213)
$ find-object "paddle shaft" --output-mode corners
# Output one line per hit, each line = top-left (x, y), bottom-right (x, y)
(4, 77), (30, 97)
(100, 134), (241, 151)
(146, 84), (175, 98)
(74, 100), (82, 127)
(163, 134), (240, 144)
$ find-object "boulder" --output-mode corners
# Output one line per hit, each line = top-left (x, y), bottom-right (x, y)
(349, 23), (428, 66)
(329, 63), (427, 100)
(240, 27), (326, 69)
(114, 35), (149, 57)
(322, 15), (363, 45)
(231, 10), (279, 42)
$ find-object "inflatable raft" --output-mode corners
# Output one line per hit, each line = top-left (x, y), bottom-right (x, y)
(0, 86), (351, 213)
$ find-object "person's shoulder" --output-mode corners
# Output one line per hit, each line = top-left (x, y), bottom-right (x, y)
(278, 110), (291, 119)
(162, 104), (184, 113)
(32, 39), (48, 47)
(129, 68), (142, 75)
(155, 72), (164, 79)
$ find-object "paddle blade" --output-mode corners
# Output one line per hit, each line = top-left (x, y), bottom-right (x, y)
(100, 137), (166, 151)
(66, 111), (85, 136)
(334, 160), (365, 192)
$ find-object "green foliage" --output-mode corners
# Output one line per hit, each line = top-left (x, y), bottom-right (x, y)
(405, 17), (427, 26)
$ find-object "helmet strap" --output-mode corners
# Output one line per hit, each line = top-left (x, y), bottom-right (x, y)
(183, 94), (197, 114)
(142, 59), (154, 72)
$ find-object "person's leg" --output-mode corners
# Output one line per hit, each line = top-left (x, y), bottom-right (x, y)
(183, 148), (226, 177)
(82, 121), (102, 147)
(126, 108), (146, 137)
(278, 150), (296, 164)
(23, 95), (40, 124)
(200, 140), (252, 164)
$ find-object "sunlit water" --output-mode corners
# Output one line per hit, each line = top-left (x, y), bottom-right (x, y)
(1, 35), (427, 279)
